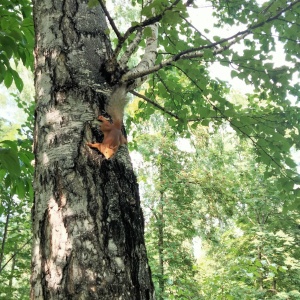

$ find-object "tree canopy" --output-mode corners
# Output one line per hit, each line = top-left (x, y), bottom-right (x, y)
(0, 0), (33, 91)
(98, 0), (300, 207)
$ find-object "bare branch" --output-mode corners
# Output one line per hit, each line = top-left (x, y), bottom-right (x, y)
(125, 6), (159, 90)
(98, 0), (121, 39)
(130, 90), (181, 120)
(130, 90), (225, 123)
(0, 238), (32, 272)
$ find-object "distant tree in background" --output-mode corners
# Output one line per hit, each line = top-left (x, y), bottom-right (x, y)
(195, 131), (300, 299)
(0, 1), (34, 298)
(134, 115), (300, 299)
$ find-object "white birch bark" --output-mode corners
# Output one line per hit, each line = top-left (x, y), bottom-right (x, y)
(122, 20), (158, 90)
(31, 1), (154, 299)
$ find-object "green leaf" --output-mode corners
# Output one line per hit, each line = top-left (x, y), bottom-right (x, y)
(0, 146), (21, 177)
(141, 5), (152, 17)
(203, 49), (213, 60)
(16, 179), (26, 199)
(163, 10), (180, 25)
(0, 63), (5, 83)
(1, 140), (18, 151)
(144, 27), (153, 38)
(10, 68), (24, 91)
(231, 70), (239, 78)
(201, 119), (210, 126)
(4, 70), (13, 88)
(213, 35), (221, 42)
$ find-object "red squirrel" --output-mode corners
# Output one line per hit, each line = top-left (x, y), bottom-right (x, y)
(87, 86), (127, 159)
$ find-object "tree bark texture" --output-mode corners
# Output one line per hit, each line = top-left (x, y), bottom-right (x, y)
(31, 1), (154, 299)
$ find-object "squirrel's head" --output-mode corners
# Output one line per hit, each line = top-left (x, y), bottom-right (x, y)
(98, 115), (122, 132)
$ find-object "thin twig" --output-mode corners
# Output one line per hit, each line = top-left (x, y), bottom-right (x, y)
(130, 90), (225, 122)
(0, 238), (32, 272)
(98, 0), (121, 39)
(173, 65), (288, 173)
(130, 90), (180, 120)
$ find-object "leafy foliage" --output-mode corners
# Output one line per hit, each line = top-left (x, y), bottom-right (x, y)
(0, 94), (34, 300)
(108, 0), (300, 207)
(136, 127), (203, 299)
(0, 3), (34, 291)
(0, 0), (34, 91)
(133, 112), (300, 299)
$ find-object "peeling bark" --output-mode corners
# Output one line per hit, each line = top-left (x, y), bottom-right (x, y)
(31, 1), (154, 299)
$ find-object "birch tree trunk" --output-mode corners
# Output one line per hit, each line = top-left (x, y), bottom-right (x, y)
(31, 1), (154, 299)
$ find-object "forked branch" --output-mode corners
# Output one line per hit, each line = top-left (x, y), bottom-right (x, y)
(99, 0), (183, 59)
(122, 0), (300, 82)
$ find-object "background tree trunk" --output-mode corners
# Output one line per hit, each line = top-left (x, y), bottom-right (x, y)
(157, 191), (165, 300)
(31, 1), (154, 299)
(0, 200), (10, 270)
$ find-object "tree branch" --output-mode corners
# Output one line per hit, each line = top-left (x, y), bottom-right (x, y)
(130, 90), (225, 123)
(130, 90), (181, 120)
(122, 0), (300, 82)
(251, 0), (300, 30)
(98, 0), (121, 39)
(131, 84), (294, 177)
(0, 238), (32, 272)
(179, 14), (214, 46)
(122, 31), (249, 81)
(113, 0), (182, 58)
(173, 65), (288, 173)
(119, 27), (143, 69)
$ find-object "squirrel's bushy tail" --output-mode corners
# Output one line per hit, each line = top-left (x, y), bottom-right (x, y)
(106, 84), (128, 122)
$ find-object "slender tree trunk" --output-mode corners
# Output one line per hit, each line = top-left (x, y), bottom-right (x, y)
(157, 191), (164, 300)
(257, 246), (264, 290)
(0, 199), (11, 271)
(31, 1), (154, 299)
(8, 243), (17, 296)
(272, 278), (277, 292)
